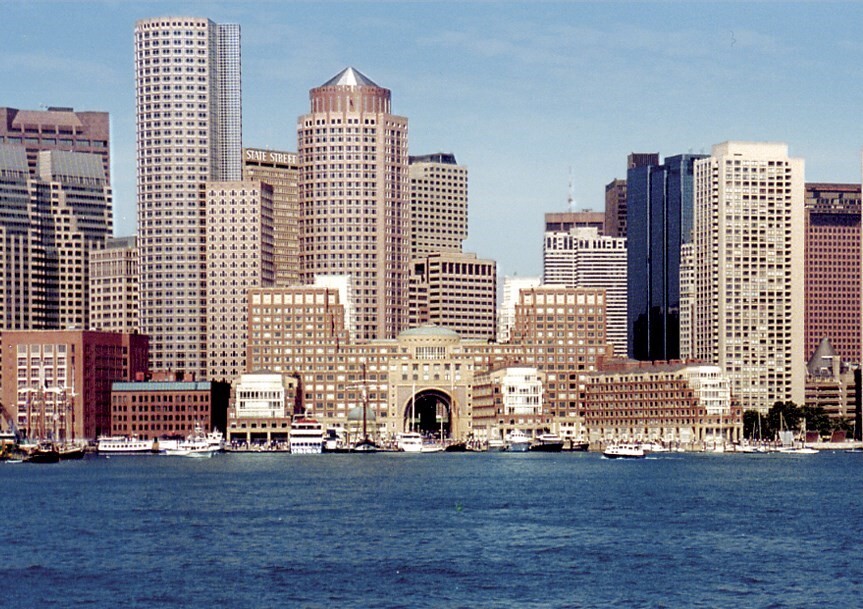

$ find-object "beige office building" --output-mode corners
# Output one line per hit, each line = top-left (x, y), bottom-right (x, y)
(243, 148), (300, 286)
(688, 142), (805, 412)
(543, 226), (627, 356)
(205, 181), (274, 382)
(408, 252), (497, 340)
(89, 236), (139, 334)
(134, 16), (242, 379)
(409, 153), (467, 257)
(297, 67), (409, 341)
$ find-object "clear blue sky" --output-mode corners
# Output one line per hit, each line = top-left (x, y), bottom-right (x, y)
(3, 1), (863, 277)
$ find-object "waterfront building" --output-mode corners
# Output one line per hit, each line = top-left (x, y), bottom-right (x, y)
(544, 210), (605, 234)
(689, 142), (805, 413)
(582, 360), (741, 447)
(135, 16), (242, 379)
(804, 183), (861, 364)
(110, 371), (230, 441)
(472, 366), (546, 442)
(0, 145), (112, 332)
(0, 106), (110, 183)
(604, 178), (627, 238)
(1, 330), (148, 439)
(543, 226), (627, 355)
(409, 153), (468, 258)
(497, 276), (541, 343)
(205, 180), (274, 382)
(805, 338), (857, 424)
(627, 153), (707, 361)
(509, 285), (614, 441)
(298, 67), (409, 341)
(89, 237), (139, 334)
(408, 252), (497, 340)
(243, 148), (301, 286)
(226, 371), (295, 446)
(246, 284), (612, 443)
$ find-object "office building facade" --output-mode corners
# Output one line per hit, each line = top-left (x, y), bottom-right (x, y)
(0, 107), (110, 183)
(688, 142), (804, 412)
(0, 145), (112, 332)
(243, 148), (300, 286)
(408, 153), (468, 257)
(90, 237), (139, 334)
(298, 67), (409, 341)
(205, 180), (274, 382)
(627, 153), (706, 361)
(804, 183), (861, 364)
(408, 252), (497, 340)
(134, 16), (242, 379)
(543, 227), (627, 355)
(604, 178), (627, 238)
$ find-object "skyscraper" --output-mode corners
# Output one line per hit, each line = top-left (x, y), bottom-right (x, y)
(0, 107), (110, 183)
(543, 226), (627, 355)
(803, 183), (861, 364)
(0, 145), (112, 331)
(408, 252), (497, 340)
(205, 181), (274, 382)
(135, 17), (242, 378)
(90, 236), (139, 334)
(688, 142), (804, 413)
(242, 148), (300, 286)
(298, 67), (408, 341)
(409, 153), (467, 257)
(627, 153), (706, 361)
(604, 178), (627, 238)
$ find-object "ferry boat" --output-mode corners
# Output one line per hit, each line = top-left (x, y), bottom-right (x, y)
(529, 432), (565, 452)
(164, 425), (218, 457)
(602, 443), (646, 459)
(97, 435), (157, 454)
(505, 429), (531, 452)
(486, 437), (506, 452)
(289, 417), (324, 454)
(397, 431), (423, 453)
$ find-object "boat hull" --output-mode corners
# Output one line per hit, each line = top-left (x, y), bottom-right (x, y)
(529, 441), (564, 453)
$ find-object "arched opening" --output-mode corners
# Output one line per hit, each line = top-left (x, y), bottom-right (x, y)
(403, 389), (453, 439)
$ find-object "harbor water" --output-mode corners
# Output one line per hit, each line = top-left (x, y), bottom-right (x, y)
(2, 451), (862, 608)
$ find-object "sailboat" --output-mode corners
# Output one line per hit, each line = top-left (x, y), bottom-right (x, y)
(776, 413), (818, 454)
(351, 363), (378, 453)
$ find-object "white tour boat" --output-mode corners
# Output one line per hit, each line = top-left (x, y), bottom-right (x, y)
(505, 429), (532, 452)
(97, 435), (157, 455)
(602, 443), (646, 459)
(397, 431), (424, 453)
(289, 417), (324, 454)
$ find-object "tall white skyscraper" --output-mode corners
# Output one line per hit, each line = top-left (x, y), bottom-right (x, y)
(543, 227), (627, 356)
(688, 142), (804, 413)
(135, 17), (242, 378)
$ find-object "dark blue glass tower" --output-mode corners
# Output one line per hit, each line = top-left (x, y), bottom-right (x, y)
(626, 154), (706, 361)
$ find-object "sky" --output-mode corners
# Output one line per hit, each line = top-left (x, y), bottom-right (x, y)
(3, 1), (863, 278)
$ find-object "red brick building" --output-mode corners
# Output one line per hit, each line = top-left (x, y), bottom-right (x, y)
(1, 330), (148, 440)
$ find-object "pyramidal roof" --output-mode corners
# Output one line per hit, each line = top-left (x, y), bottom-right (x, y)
(321, 67), (378, 88)
(807, 337), (837, 376)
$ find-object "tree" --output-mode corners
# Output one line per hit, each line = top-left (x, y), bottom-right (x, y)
(766, 401), (801, 438)
(800, 405), (832, 438)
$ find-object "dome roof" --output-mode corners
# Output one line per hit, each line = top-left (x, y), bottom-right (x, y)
(347, 405), (377, 422)
(398, 325), (460, 340)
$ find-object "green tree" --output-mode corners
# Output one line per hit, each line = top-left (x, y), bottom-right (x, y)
(766, 401), (801, 438)
(800, 405), (832, 438)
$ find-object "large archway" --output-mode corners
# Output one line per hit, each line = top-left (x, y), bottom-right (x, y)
(403, 389), (453, 439)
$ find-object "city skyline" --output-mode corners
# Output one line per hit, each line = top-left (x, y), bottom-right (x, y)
(3, 2), (863, 277)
